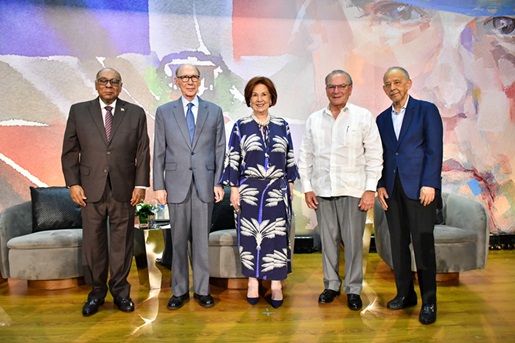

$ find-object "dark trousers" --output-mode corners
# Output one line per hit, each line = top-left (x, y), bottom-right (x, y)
(81, 180), (134, 300)
(385, 173), (437, 305)
(161, 229), (173, 264)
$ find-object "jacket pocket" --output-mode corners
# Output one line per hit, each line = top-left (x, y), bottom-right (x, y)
(80, 165), (90, 176)
(165, 162), (177, 171)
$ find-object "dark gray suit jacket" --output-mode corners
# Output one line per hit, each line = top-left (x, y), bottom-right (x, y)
(62, 97), (151, 202)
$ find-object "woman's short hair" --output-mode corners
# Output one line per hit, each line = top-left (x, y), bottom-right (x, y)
(244, 76), (278, 107)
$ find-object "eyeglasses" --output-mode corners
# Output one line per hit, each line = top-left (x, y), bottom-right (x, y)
(97, 78), (121, 86)
(326, 83), (350, 91)
(177, 75), (200, 83)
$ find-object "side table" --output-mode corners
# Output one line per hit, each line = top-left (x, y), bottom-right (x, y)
(134, 223), (170, 290)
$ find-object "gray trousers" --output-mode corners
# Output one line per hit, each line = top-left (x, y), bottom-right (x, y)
(317, 196), (366, 295)
(169, 182), (213, 296)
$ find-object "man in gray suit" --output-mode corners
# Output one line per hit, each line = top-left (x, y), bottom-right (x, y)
(62, 68), (150, 316)
(153, 64), (226, 309)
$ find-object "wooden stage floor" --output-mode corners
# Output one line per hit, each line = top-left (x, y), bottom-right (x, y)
(1, 250), (514, 342)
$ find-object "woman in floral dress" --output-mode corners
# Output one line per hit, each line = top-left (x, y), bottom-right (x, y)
(220, 77), (299, 308)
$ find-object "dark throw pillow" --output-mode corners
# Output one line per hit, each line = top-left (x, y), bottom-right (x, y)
(210, 186), (236, 232)
(30, 186), (82, 232)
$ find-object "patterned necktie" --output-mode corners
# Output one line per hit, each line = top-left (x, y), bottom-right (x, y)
(186, 103), (195, 144)
(105, 106), (113, 141)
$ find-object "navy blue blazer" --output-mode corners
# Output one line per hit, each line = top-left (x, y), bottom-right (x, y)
(376, 96), (443, 200)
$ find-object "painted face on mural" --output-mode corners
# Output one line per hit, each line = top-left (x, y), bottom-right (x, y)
(459, 15), (515, 125)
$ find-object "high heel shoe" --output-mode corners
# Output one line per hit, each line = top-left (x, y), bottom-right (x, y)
(270, 299), (283, 308)
(247, 297), (259, 305)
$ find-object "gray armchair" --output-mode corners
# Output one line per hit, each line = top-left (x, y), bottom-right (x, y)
(374, 192), (489, 277)
(0, 188), (83, 288)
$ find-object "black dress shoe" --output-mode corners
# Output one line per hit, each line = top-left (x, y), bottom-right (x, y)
(419, 303), (437, 325)
(114, 297), (135, 312)
(347, 294), (363, 311)
(82, 298), (105, 316)
(194, 293), (215, 308)
(386, 293), (417, 310)
(167, 293), (190, 310)
(155, 258), (171, 270)
(318, 289), (341, 303)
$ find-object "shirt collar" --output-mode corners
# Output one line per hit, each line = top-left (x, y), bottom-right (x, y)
(99, 98), (117, 110)
(391, 95), (410, 115)
(181, 95), (199, 108)
(324, 103), (349, 117)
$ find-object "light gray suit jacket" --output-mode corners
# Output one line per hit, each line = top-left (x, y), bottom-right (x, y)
(153, 97), (226, 203)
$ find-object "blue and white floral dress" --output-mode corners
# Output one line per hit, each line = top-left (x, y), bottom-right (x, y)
(220, 115), (299, 280)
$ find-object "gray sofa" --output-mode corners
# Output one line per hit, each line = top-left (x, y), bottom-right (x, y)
(0, 186), (295, 290)
(0, 201), (83, 283)
(374, 192), (489, 276)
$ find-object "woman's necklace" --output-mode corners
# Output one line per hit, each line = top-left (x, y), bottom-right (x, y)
(252, 113), (271, 126)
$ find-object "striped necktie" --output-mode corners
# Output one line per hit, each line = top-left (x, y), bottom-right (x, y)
(105, 106), (113, 141)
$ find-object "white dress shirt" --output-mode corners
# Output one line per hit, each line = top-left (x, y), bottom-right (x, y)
(99, 98), (117, 124)
(298, 102), (383, 198)
(391, 95), (409, 139)
(181, 95), (199, 124)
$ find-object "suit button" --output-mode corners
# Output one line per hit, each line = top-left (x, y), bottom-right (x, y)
(107, 151), (111, 155)
(104, 169), (108, 173)
(191, 152), (194, 155)
(189, 167), (192, 170)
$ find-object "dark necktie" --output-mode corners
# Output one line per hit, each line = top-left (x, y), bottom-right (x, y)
(186, 103), (195, 144)
(105, 106), (113, 141)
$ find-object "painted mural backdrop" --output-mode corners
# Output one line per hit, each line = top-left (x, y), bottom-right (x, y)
(0, 0), (514, 234)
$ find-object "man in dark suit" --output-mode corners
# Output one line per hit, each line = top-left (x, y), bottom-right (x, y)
(376, 66), (443, 325)
(153, 64), (225, 309)
(62, 68), (150, 316)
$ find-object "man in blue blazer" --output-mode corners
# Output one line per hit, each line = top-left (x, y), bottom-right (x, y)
(153, 64), (226, 309)
(376, 66), (443, 325)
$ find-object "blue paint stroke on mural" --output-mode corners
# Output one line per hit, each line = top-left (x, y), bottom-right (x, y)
(402, 0), (514, 16)
(0, 0), (149, 57)
(468, 178), (483, 196)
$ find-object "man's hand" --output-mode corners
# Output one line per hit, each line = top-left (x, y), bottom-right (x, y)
(420, 186), (435, 206)
(358, 190), (375, 211)
(377, 187), (389, 210)
(214, 186), (224, 203)
(69, 185), (87, 207)
(131, 188), (146, 206)
(304, 191), (318, 210)
(155, 190), (167, 205)
(230, 186), (240, 212)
